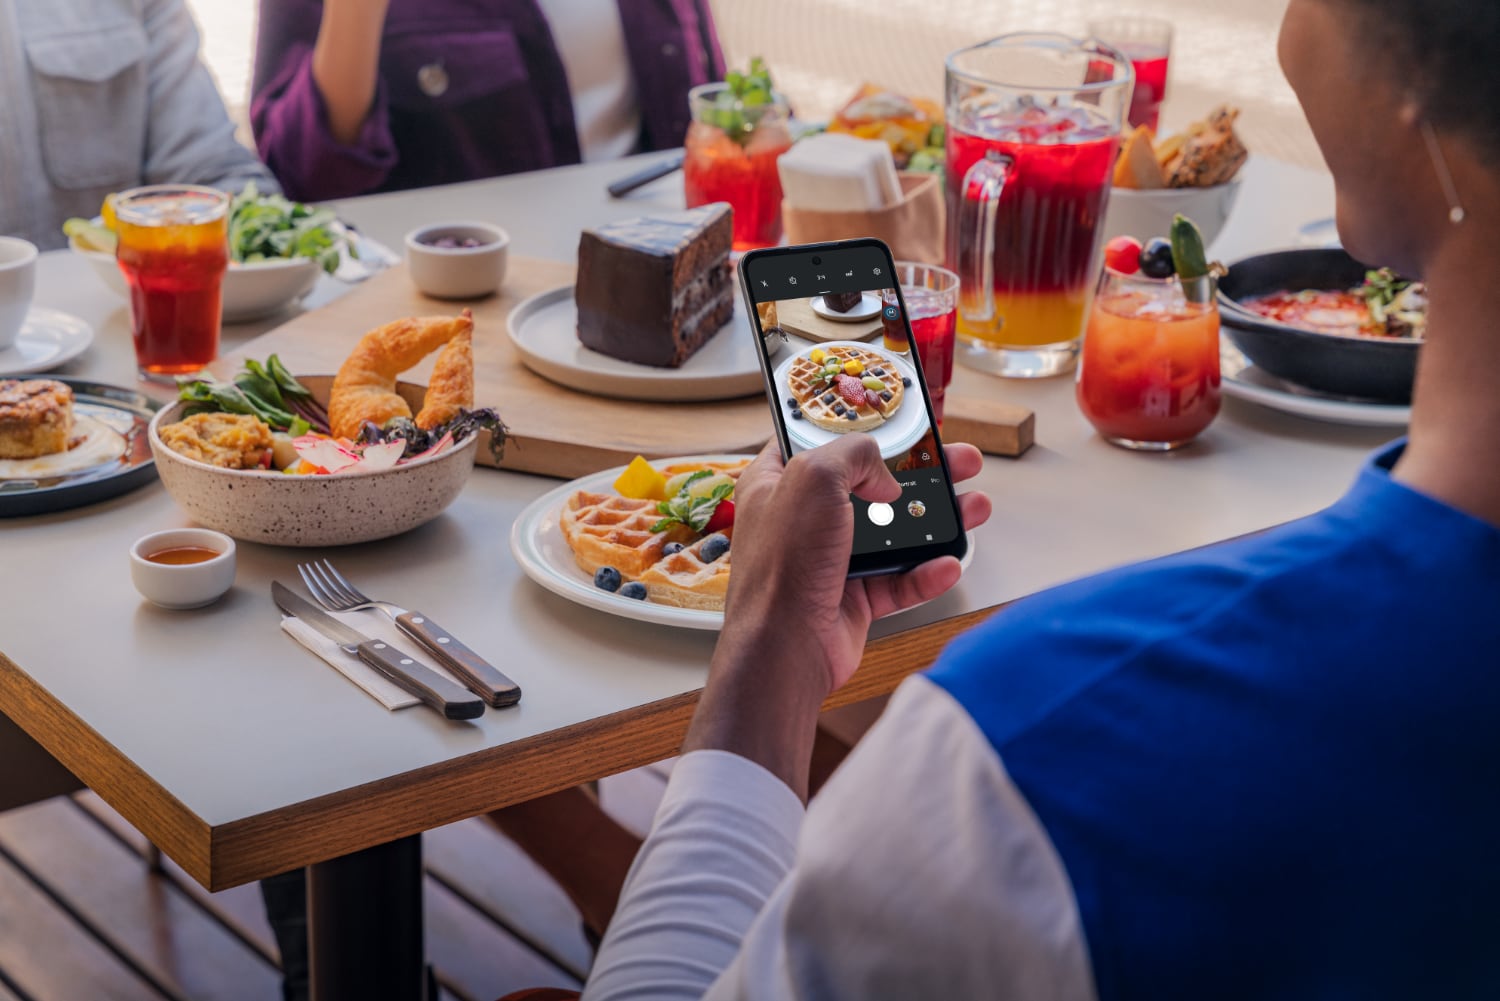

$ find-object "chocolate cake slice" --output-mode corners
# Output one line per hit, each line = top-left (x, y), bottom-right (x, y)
(822, 290), (863, 313)
(575, 204), (734, 368)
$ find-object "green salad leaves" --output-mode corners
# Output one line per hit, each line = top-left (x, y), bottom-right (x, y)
(177, 355), (330, 437)
(228, 183), (346, 274)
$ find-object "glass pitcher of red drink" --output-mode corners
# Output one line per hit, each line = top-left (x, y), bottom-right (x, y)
(945, 34), (1132, 378)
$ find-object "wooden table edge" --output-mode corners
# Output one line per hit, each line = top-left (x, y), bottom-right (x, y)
(0, 604), (1002, 891)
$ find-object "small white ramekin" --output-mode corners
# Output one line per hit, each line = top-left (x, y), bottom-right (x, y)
(129, 528), (237, 609)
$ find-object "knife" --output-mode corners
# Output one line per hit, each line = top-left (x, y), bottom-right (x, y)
(273, 582), (485, 721)
(607, 153), (684, 198)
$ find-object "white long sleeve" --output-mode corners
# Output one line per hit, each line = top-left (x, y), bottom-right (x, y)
(584, 677), (1096, 1000)
(583, 749), (806, 1000)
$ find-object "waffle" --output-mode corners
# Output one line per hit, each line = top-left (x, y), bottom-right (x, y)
(786, 345), (904, 433)
(660, 458), (752, 481)
(640, 530), (733, 610)
(560, 491), (695, 577)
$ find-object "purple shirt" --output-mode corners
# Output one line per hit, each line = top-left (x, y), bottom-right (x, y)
(251, 0), (724, 201)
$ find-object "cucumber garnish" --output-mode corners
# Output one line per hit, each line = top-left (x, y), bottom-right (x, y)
(1169, 214), (1214, 303)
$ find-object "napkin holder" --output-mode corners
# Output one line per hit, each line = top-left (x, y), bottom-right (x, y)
(781, 172), (945, 266)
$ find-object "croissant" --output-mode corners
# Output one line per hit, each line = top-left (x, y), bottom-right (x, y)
(328, 310), (472, 439)
(415, 324), (473, 430)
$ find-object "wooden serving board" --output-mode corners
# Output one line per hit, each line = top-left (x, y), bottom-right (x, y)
(222, 257), (1033, 479)
(775, 296), (883, 343)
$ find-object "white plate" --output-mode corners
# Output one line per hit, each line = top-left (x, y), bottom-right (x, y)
(811, 292), (883, 322)
(508, 285), (765, 402)
(775, 343), (925, 459)
(509, 455), (974, 631)
(1221, 339), (1409, 427)
(0, 308), (94, 377)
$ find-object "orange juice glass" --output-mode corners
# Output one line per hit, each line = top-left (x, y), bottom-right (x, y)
(945, 34), (1132, 378)
(114, 185), (229, 379)
(1076, 270), (1221, 449)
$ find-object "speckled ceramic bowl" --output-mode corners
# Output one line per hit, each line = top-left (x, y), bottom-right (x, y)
(147, 379), (479, 547)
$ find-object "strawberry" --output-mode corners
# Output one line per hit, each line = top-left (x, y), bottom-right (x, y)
(835, 374), (867, 409)
(703, 499), (734, 533)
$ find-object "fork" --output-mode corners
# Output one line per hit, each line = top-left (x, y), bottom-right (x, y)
(298, 560), (521, 707)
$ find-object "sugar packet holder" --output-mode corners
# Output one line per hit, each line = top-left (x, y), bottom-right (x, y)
(781, 173), (945, 266)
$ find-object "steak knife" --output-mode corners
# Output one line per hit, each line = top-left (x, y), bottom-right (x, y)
(273, 582), (484, 721)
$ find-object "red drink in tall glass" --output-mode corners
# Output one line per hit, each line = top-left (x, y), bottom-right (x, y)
(907, 288), (957, 422)
(1125, 52), (1170, 132)
(684, 85), (792, 251)
(113, 186), (229, 379)
(945, 104), (1118, 349)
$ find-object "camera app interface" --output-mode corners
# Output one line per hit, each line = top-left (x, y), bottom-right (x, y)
(747, 248), (960, 557)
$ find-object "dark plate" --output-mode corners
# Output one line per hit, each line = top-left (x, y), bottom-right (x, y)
(1217, 248), (1419, 403)
(0, 378), (160, 517)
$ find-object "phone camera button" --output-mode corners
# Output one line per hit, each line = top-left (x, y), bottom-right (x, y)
(883, 306), (899, 320)
(867, 502), (894, 527)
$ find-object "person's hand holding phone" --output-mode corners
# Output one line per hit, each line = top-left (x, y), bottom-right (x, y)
(684, 436), (991, 800)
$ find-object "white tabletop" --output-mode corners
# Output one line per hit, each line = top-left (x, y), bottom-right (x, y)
(0, 152), (1396, 885)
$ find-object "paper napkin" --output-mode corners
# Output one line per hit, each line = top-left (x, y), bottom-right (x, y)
(279, 607), (465, 711)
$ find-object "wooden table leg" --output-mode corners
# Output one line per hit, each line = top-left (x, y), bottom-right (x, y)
(308, 834), (426, 1000)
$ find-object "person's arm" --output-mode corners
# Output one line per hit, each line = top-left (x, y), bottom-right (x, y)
(585, 677), (1097, 1001)
(310, 0), (390, 145)
(250, 0), (398, 201)
(139, 0), (280, 194)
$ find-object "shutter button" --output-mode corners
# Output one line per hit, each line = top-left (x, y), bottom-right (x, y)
(418, 62), (449, 98)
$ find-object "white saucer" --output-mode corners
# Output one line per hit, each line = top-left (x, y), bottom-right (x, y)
(0, 308), (94, 377)
(508, 285), (766, 402)
(1221, 339), (1409, 428)
(811, 292), (883, 322)
(774, 342), (927, 459)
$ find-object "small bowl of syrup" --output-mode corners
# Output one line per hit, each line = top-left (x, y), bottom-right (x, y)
(130, 528), (236, 609)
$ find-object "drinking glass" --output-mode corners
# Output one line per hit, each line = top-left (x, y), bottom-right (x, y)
(880, 262), (960, 422)
(1088, 16), (1172, 133)
(945, 33), (1132, 379)
(114, 185), (229, 379)
(684, 84), (793, 251)
(1076, 268), (1221, 450)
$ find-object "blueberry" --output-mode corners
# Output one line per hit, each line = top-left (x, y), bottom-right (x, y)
(785, 396), (796, 408)
(790, 408), (803, 420)
(833, 402), (846, 415)
(663, 541), (685, 555)
(901, 376), (913, 387)
(700, 534), (730, 563)
(619, 581), (648, 600)
(822, 393), (836, 405)
(880, 390), (893, 401)
(1139, 237), (1176, 279)
(846, 410), (859, 421)
(872, 367), (885, 376)
(593, 567), (622, 592)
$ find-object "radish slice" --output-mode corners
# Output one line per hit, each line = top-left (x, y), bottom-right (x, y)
(294, 435), (362, 473)
(350, 440), (406, 472)
(407, 431), (455, 462)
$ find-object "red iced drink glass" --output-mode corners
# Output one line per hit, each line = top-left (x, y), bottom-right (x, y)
(684, 84), (792, 251)
(1089, 17), (1173, 133)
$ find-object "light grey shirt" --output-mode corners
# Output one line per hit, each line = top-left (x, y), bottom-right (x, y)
(0, 0), (278, 250)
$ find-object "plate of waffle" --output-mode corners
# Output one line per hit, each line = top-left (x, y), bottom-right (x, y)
(510, 455), (753, 630)
(776, 342), (926, 459)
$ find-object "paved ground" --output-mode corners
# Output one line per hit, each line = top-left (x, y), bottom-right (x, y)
(188, 0), (1321, 168)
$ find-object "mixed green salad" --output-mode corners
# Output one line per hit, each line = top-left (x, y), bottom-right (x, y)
(63, 183), (349, 274)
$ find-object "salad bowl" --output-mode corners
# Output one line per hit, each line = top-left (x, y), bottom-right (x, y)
(70, 225), (321, 323)
(148, 378), (480, 547)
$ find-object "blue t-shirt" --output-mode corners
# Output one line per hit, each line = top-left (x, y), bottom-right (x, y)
(929, 442), (1500, 999)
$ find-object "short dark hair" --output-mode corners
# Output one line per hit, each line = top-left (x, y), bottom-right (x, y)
(1335, 0), (1500, 155)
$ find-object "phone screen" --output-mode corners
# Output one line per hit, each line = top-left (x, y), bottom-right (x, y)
(740, 241), (966, 573)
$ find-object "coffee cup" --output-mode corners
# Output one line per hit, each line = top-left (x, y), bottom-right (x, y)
(0, 237), (39, 352)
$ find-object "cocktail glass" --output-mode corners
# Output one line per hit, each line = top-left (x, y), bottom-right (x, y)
(1088, 16), (1172, 133)
(114, 185), (229, 380)
(1076, 268), (1221, 450)
(880, 262), (960, 422)
(684, 84), (793, 251)
(945, 33), (1132, 379)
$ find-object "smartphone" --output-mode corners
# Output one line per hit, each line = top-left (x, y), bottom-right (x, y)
(739, 239), (968, 577)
